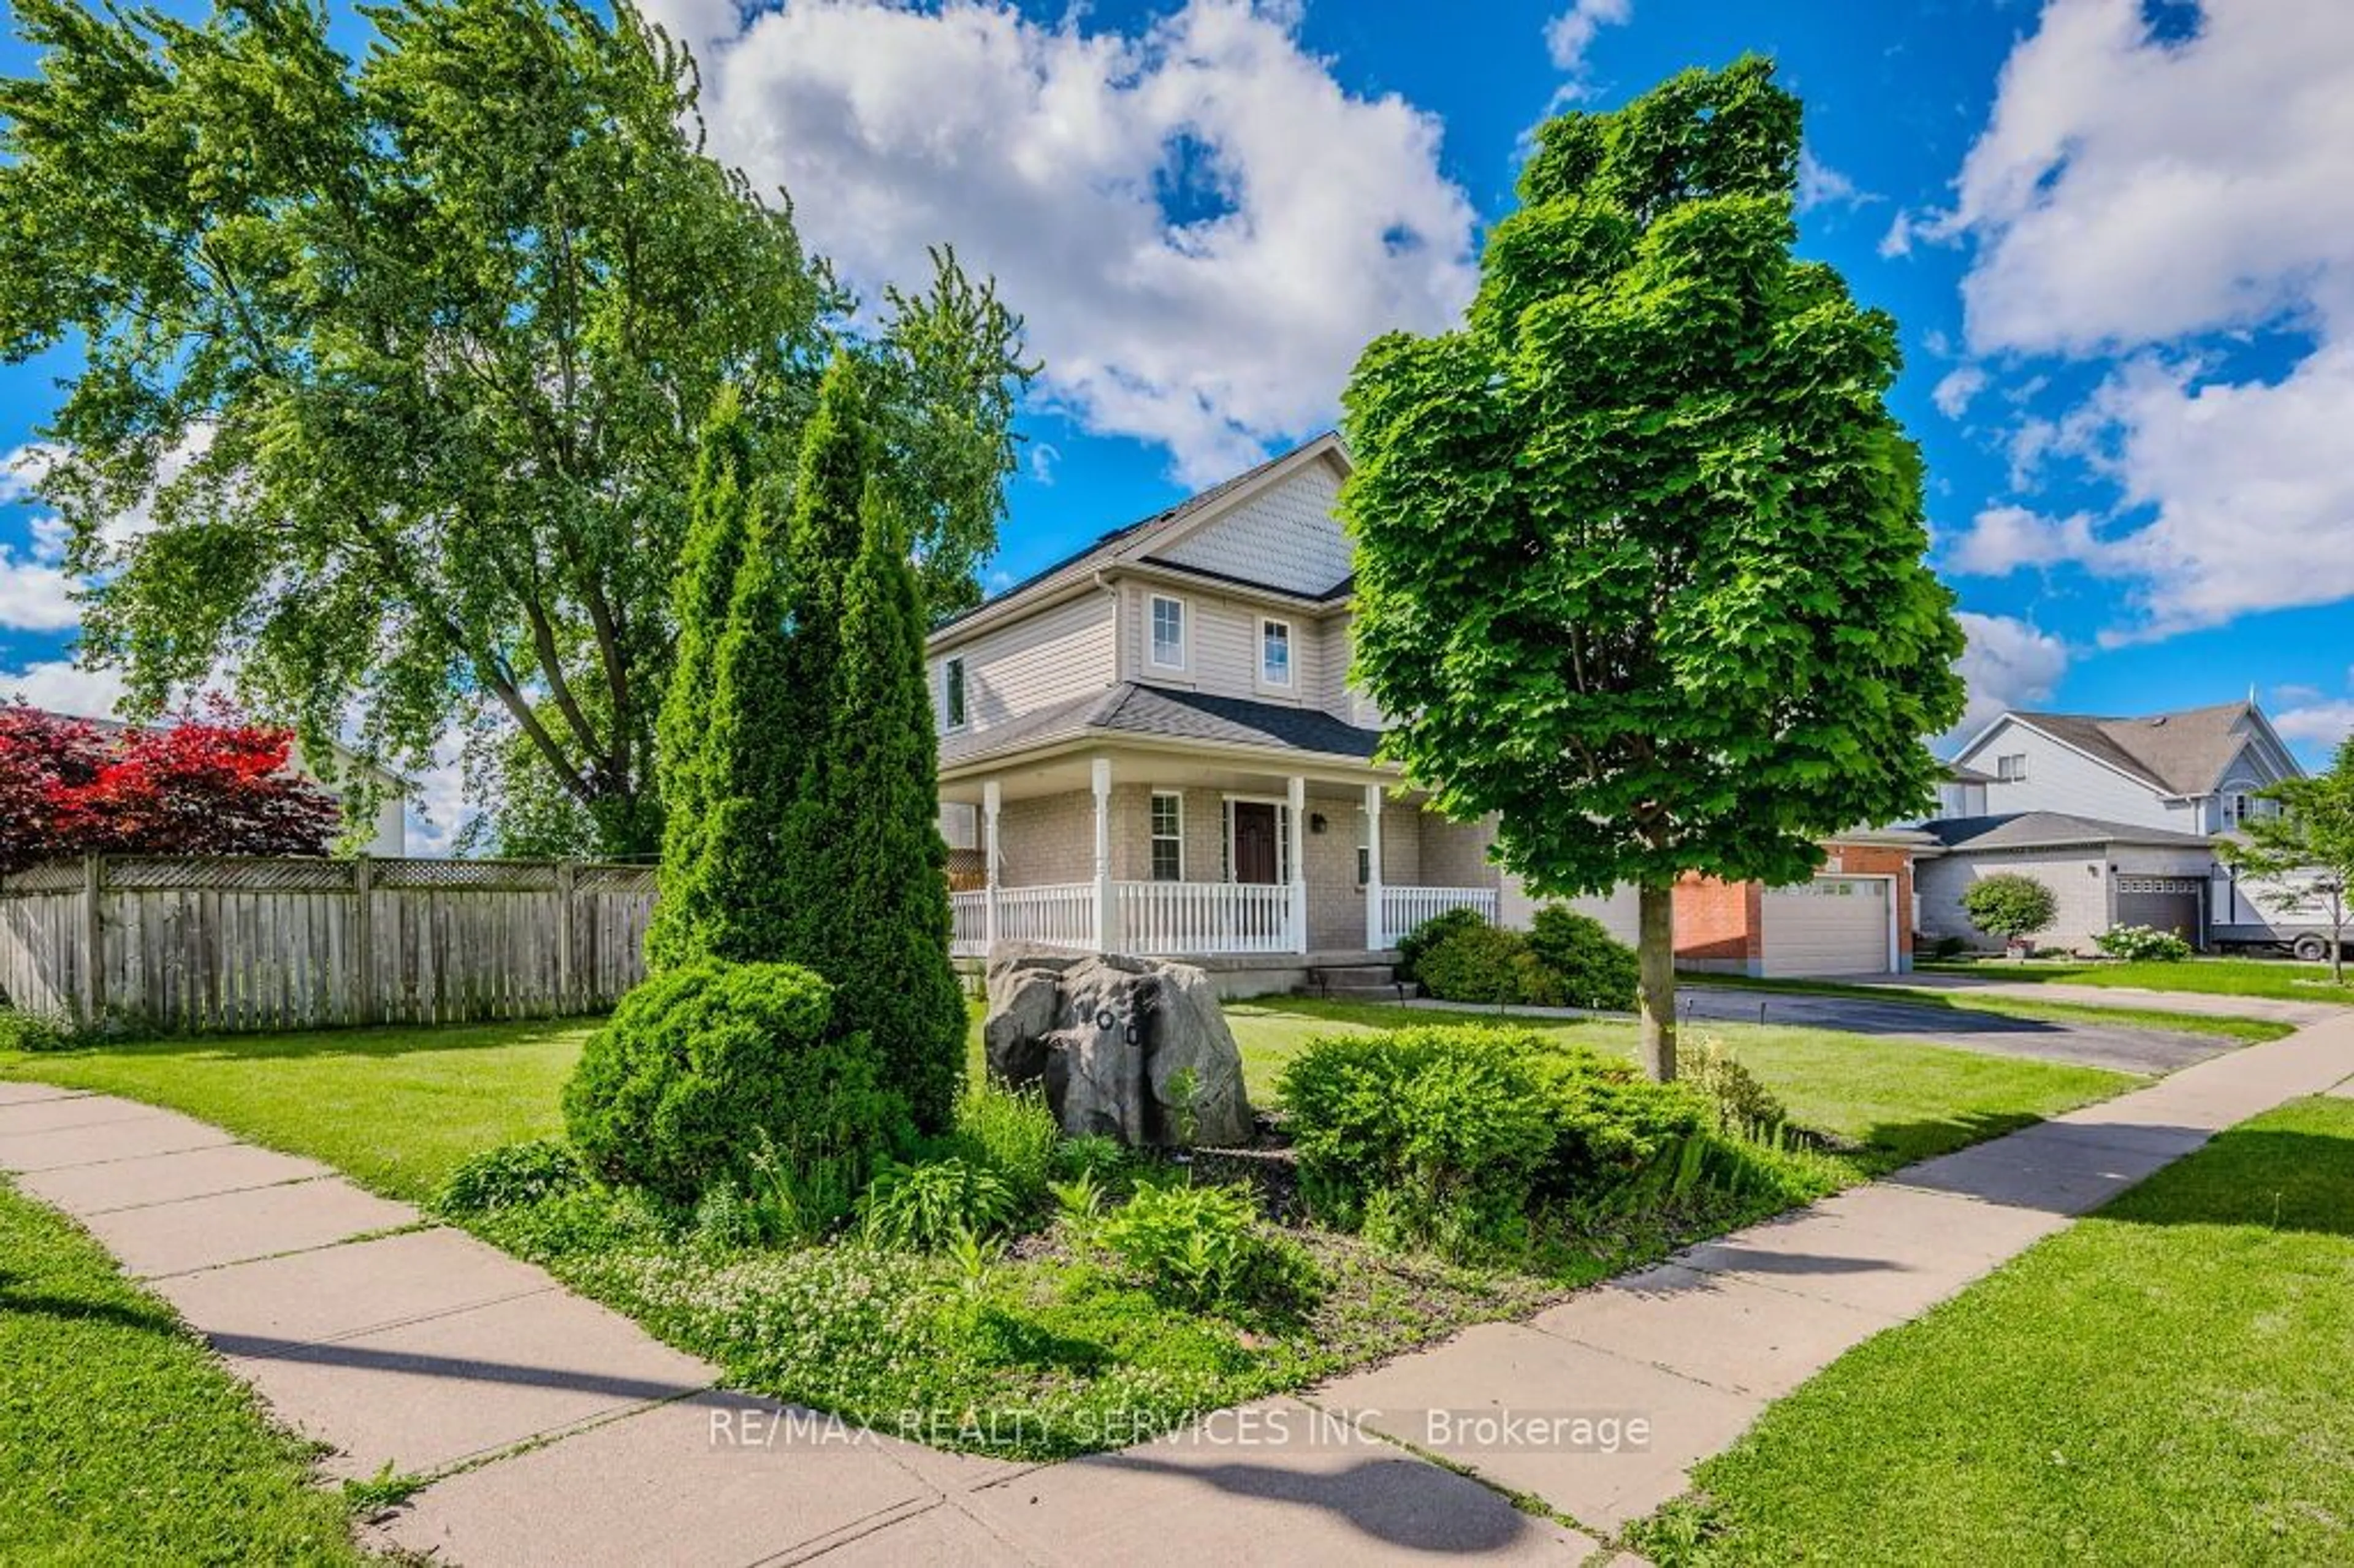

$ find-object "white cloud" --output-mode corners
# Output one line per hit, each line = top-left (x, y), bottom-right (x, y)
(665, 0), (1478, 484)
(1544, 0), (1632, 77)
(0, 547), (81, 631)
(1796, 149), (1876, 213)
(1877, 210), (1916, 259)
(1951, 611), (2070, 739)
(0, 658), (129, 718)
(1931, 365), (1989, 419)
(1945, 503), (2102, 577)
(2274, 700), (2354, 748)
(1929, 0), (2354, 637)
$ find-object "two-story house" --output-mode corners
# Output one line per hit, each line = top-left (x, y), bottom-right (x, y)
(1919, 701), (2307, 951)
(929, 434), (1533, 995)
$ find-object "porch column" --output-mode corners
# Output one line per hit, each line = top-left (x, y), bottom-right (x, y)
(1092, 756), (1114, 953)
(1363, 783), (1385, 951)
(981, 780), (1002, 956)
(1287, 774), (1308, 954)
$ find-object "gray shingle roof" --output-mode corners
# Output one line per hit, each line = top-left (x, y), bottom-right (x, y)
(939, 682), (1383, 771)
(2013, 702), (2260, 796)
(1925, 812), (2215, 852)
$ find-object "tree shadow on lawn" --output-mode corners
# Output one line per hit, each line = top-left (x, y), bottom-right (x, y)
(1843, 1108), (2052, 1173)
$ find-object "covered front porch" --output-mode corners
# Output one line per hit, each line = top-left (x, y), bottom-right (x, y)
(941, 748), (1498, 962)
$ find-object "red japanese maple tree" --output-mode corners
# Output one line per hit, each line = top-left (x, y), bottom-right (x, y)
(0, 702), (342, 873)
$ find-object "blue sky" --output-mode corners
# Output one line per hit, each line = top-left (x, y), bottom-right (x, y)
(6, 0), (2353, 845)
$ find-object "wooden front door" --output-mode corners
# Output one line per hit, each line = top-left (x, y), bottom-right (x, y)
(1232, 802), (1281, 885)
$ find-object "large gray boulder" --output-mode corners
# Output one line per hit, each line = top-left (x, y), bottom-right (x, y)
(982, 947), (1253, 1147)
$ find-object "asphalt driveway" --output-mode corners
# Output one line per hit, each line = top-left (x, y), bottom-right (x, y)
(1672, 985), (2233, 1075)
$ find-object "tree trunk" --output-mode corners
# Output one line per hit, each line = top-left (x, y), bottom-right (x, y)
(1637, 881), (1678, 1082)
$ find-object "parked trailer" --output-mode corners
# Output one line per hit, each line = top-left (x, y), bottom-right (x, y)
(2208, 865), (2349, 961)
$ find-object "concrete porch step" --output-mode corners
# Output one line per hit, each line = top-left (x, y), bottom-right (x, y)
(1311, 981), (1422, 1002)
(1309, 964), (1399, 988)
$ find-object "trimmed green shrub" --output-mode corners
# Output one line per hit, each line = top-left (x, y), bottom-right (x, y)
(2093, 924), (2193, 962)
(1278, 1025), (1708, 1255)
(1396, 907), (1488, 983)
(435, 1138), (586, 1216)
(952, 1081), (1061, 1206)
(1961, 873), (2058, 945)
(1526, 907), (1639, 1010)
(1094, 1182), (1319, 1312)
(1414, 921), (1559, 1005)
(562, 960), (904, 1205)
(857, 1157), (1017, 1250)
(1278, 1027), (1560, 1245)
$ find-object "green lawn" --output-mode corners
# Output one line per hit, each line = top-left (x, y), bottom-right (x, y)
(0, 1020), (593, 1201)
(1675, 972), (2295, 1044)
(1919, 956), (2354, 1005)
(1650, 1097), (2354, 1565)
(0, 1178), (363, 1566)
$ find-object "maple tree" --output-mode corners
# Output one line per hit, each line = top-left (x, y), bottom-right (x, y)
(0, 704), (341, 873)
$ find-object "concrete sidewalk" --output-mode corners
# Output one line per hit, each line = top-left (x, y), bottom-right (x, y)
(7, 1008), (2353, 1562)
(1846, 970), (2346, 1027)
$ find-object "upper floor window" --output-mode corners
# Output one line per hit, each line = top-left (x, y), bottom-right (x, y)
(1995, 753), (2028, 782)
(1150, 792), (1184, 881)
(942, 657), (967, 729)
(1260, 618), (1292, 687)
(1149, 595), (1186, 669)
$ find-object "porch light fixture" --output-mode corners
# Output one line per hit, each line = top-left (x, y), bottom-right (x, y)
(1310, 813), (1328, 835)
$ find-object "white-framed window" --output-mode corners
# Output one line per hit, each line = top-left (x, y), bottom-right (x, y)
(2225, 791), (2251, 829)
(1996, 753), (2028, 782)
(1355, 809), (1371, 887)
(1150, 792), (1184, 882)
(1149, 594), (1187, 670)
(1260, 617), (1293, 688)
(942, 657), (967, 729)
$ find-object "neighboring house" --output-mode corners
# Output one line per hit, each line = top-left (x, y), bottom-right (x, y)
(1923, 701), (2309, 952)
(929, 434), (1919, 990)
(1950, 701), (2301, 837)
(1914, 813), (2217, 953)
(30, 709), (409, 858)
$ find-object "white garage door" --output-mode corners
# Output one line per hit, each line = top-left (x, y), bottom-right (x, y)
(1761, 877), (1891, 976)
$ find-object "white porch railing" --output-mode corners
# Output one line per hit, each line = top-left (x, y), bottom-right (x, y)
(994, 883), (1099, 950)
(950, 890), (990, 958)
(952, 879), (1498, 959)
(1113, 881), (1293, 956)
(1379, 885), (1499, 948)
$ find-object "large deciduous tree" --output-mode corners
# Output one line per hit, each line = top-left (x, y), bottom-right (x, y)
(0, 0), (1029, 857)
(2220, 734), (2354, 984)
(1339, 58), (1965, 1079)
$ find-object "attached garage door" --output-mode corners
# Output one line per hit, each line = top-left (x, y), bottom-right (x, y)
(1761, 877), (1892, 976)
(2114, 876), (2203, 944)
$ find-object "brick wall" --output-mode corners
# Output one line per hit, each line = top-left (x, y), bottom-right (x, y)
(1674, 876), (1761, 970)
(1417, 813), (1502, 889)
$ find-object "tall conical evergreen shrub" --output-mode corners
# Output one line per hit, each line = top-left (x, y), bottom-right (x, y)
(804, 478), (967, 1131)
(774, 354), (877, 958)
(646, 387), (756, 970)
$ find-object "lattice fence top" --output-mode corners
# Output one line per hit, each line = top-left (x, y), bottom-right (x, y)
(105, 856), (358, 892)
(0, 861), (86, 895)
(6, 853), (663, 894)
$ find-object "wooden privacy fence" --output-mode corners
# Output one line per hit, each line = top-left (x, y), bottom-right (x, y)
(0, 855), (658, 1033)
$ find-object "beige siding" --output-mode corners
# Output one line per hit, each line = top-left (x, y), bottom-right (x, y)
(1916, 848), (2112, 952)
(1121, 580), (1340, 708)
(1155, 460), (1353, 597)
(935, 591), (1114, 738)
